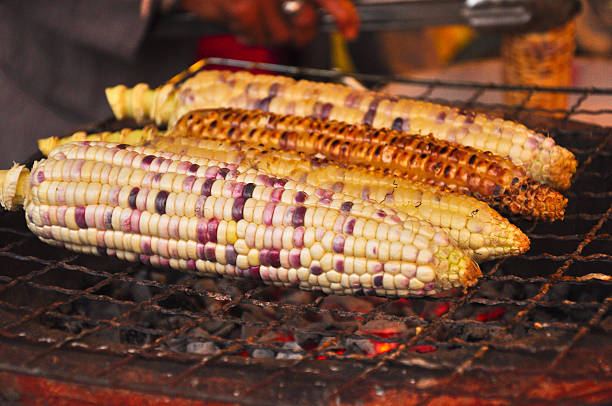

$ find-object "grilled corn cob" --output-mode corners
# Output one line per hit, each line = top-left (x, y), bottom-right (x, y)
(38, 129), (530, 261)
(1, 141), (481, 297)
(150, 135), (529, 261)
(168, 109), (566, 221)
(105, 70), (577, 189)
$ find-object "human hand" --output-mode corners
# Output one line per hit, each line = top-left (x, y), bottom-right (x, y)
(179, 0), (359, 46)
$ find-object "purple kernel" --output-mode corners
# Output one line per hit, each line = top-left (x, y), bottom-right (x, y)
(274, 178), (288, 188)
(232, 197), (246, 221)
(116, 144), (128, 150)
(332, 235), (345, 253)
(187, 259), (197, 270)
(259, 249), (270, 267)
(263, 203), (275, 226)
(207, 218), (219, 243)
(232, 183), (245, 198)
(257, 96), (273, 112)
(465, 112), (475, 124)
(128, 187), (139, 209)
(292, 206), (306, 227)
(373, 274), (383, 287)
(268, 83), (279, 97)
(436, 111), (447, 124)
(141, 155), (155, 169)
(270, 188), (284, 203)
(201, 178), (215, 196)
(344, 218), (356, 235)
(340, 201), (353, 213)
(363, 108), (376, 126)
(217, 167), (230, 179)
(36, 170), (45, 184)
(310, 265), (323, 276)
(155, 191), (169, 214)
(335, 259), (344, 273)
(226, 245), (237, 265)
(75, 206), (87, 228)
(321, 103), (333, 120)
(249, 266), (261, 280)
(196, 219), (208, 243)
(141, 238), (153, 255)
(269, 249), (281, 268)
(294, 191), (307, 204)
(196, 243), (206, 260)
(152, 173), (163, 186)
(103, 208), (113, 229)
(392, 117), (403, 131)
(376, 209), (387, 218)
(183, 176), (196, 193)
(195, 195), (207, 217)
(204, 244), (216, 261)
(242, 183), (256, 198)
(289, 251), (301, 268)
(187, 164), (200, 175)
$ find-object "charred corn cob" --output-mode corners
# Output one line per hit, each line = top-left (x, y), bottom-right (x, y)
(39, 129), (530, 261)
(1, 141), (481, 297)
(168, 109), (566, 221)
(150, 135), (529, 261)
(105, 69), (577, 190)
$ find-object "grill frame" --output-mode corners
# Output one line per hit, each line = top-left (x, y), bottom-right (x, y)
(0, 58), (611, 405)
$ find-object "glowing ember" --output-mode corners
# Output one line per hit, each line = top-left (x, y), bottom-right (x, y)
(477, 307), (505, 322)
(410, 345), (437, 353)
(371, 341), (399, 355)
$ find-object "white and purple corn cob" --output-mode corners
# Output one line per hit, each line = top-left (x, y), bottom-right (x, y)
(105, 69), (577, 190)
(0, 141), (481, 297)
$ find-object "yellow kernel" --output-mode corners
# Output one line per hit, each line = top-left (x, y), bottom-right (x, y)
(247, 248), (260, 266)
(227, 220), (238, 244)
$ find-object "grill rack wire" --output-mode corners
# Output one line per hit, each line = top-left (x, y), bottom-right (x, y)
(0, 58), (611, 405)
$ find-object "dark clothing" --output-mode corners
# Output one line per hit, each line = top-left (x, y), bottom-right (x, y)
(0, 1), (197, 166)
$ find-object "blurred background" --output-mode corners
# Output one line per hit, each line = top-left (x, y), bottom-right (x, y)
(3, 0), (612, 166)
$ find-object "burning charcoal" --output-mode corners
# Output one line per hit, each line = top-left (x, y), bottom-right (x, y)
(186, 341), (220, 355)
(252, 348), (275, 358)
(276, 341), (303, 359)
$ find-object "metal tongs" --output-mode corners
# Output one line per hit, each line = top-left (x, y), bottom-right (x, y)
(152, 0), (581, 38)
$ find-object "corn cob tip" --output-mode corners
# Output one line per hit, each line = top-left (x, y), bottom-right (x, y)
(546, 146), (577, 190)
(460, 259), (482, 288)
(105, 85), (127, 120)
(0, 164), (30, 211)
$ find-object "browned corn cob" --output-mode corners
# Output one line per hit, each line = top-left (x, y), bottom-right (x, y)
(169, 109), (566, 221)
(150, 134), (529, 261)
(105, 69), (577, 190)
(1, 141), (481, 297)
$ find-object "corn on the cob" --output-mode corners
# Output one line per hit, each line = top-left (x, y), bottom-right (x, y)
(1, 141), (481, 297)
(105, 69), (577, 190)
(38, 129), (530, 261)
(149, 135), (529, 261)
(168, 109), (566, 221)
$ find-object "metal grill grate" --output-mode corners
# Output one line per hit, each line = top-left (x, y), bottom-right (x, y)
(0, 59), (611, 405)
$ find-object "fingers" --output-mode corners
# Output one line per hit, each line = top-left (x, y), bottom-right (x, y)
(222, 0), (267, 45)
(314, 0), (359, 40)
(259, 0), (291, 45)
(291, 2), (318, 46)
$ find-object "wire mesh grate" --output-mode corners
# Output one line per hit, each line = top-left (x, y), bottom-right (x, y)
(0, 59), (611, 405)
